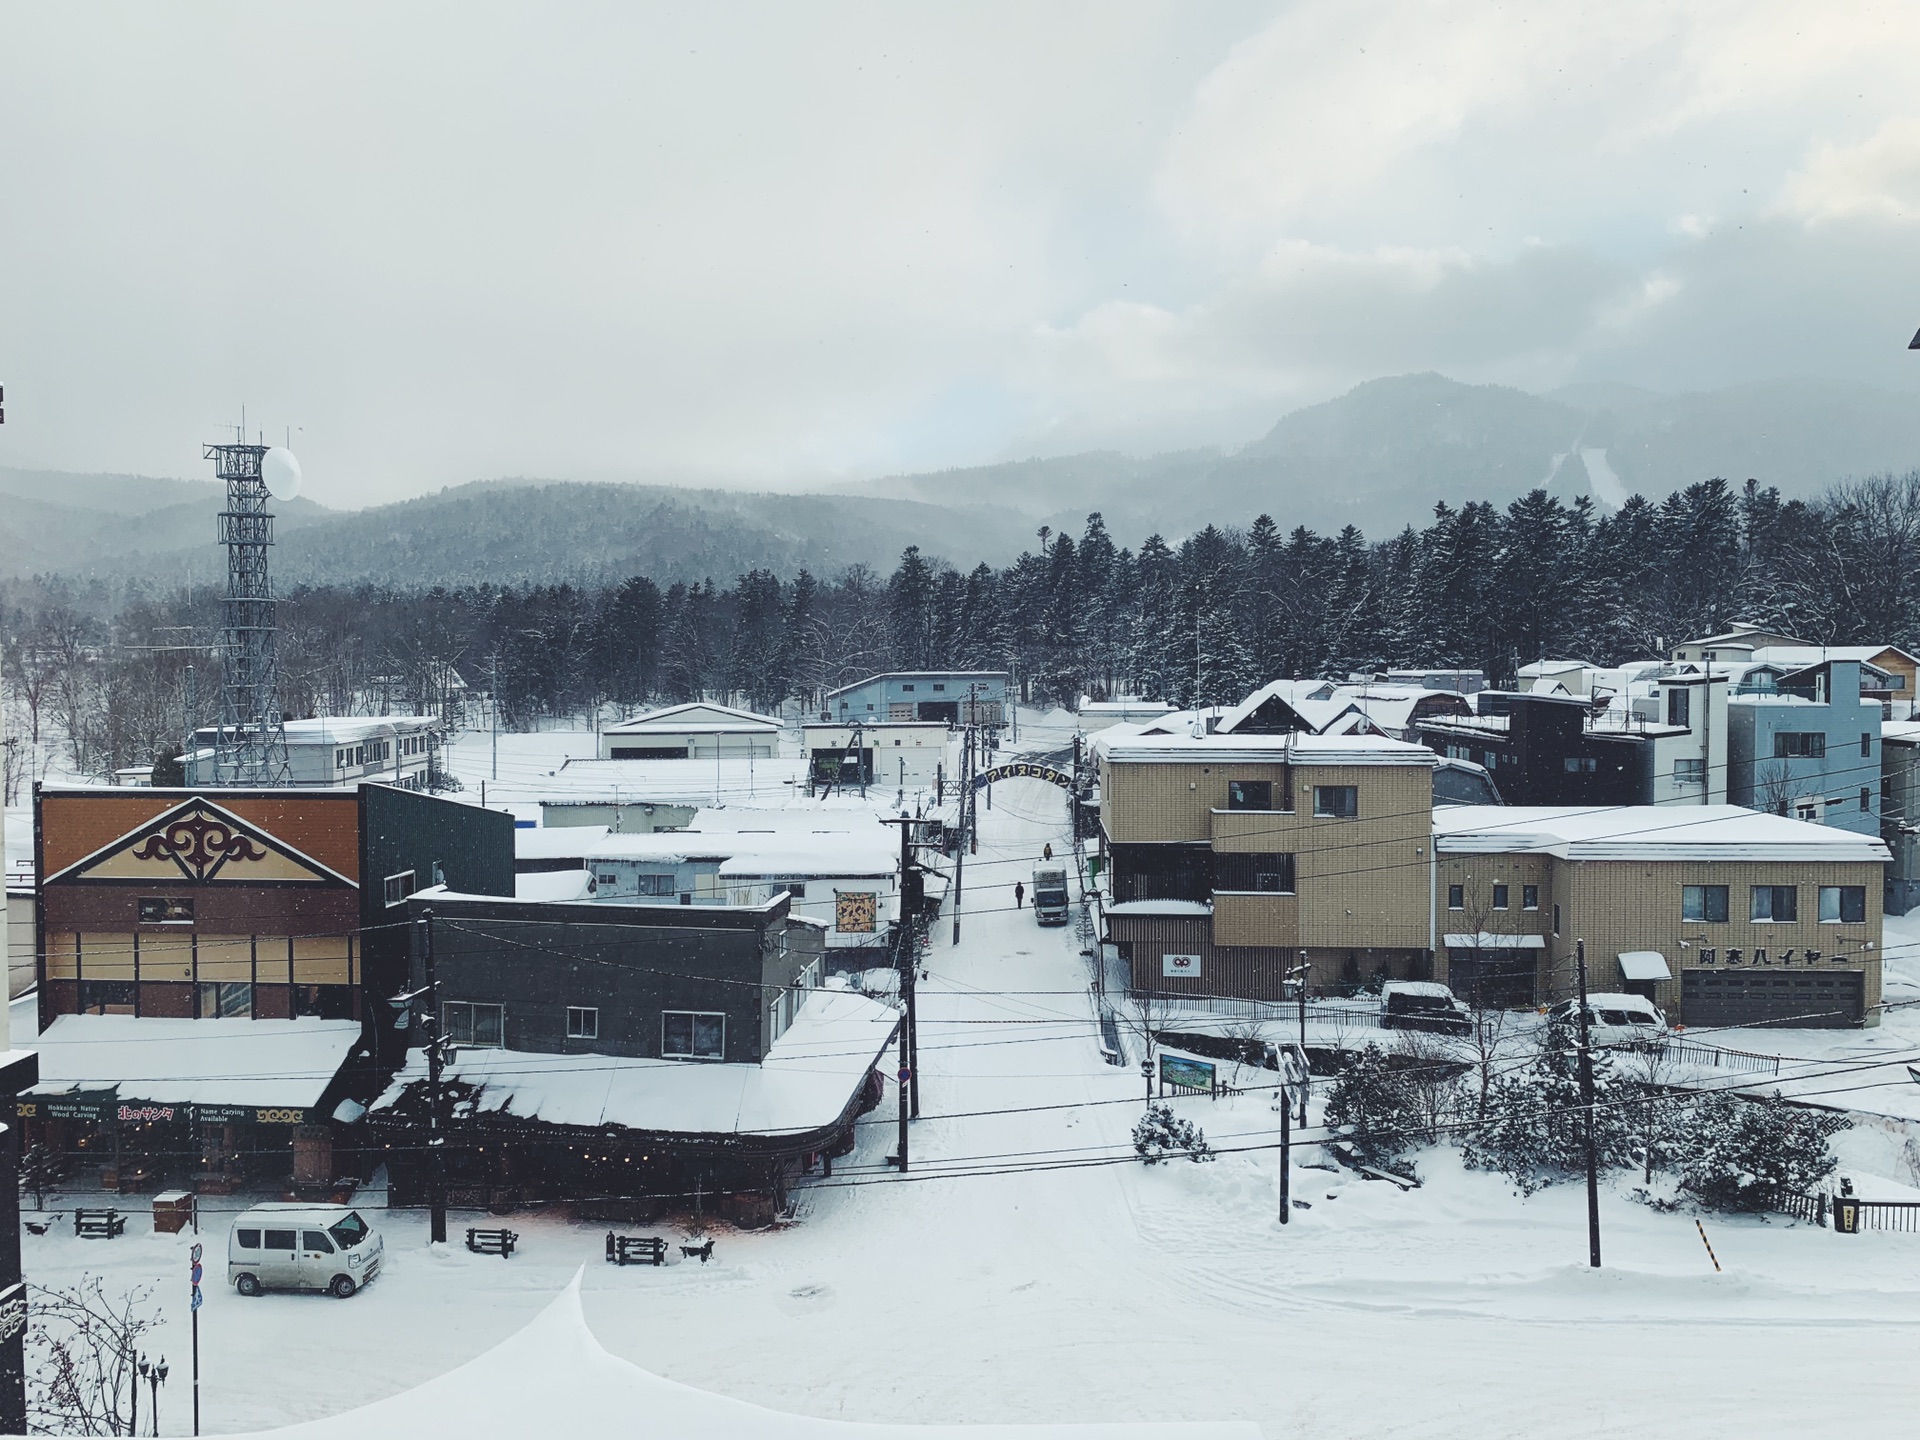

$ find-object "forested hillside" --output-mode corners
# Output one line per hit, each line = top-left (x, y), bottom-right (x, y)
(9, 470), (1920, 791)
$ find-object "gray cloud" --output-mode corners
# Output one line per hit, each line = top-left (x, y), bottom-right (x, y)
(2, 1), (1916, 508)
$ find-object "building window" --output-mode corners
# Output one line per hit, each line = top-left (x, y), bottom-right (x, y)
(1492, 884), (1509, 910)
(1862, 787), (1873, 811)
(901, 684), (915, 692)
(1522, 884), (1539, 910)
(444, 1001), (505, 1047)
(932, 683), (945, 692)
(1774, 732), (1826, 759)
(384, 871), (416, 908)
(138, 897), (194, 924)
(1312, 785), (1358, 818)
(1862, 732), (1874, 757)
(1818, 886), (1867, 924)
(1750, 885), (1798, 923)
(1794, 800), (1820, 823)
(1227, 779), (1272, 811)
(1447, 884), (1465, 910)
(1553, 904), (1561, 934)
(597, 872), (617, 886)
(1682, 884), (1729, 923)
(198, 981), (251, 1018)
(1563, 756), (1598, 774)
(1217, 853), (1295, 893)
(635, 873), (676, 896)
(567, 1006), (599, 1040)
(1667, 686), (1691, 728)
(782, 881), (808, 898)
(662, 1010), (725, 1060)
(1674, 758), (1705, 785)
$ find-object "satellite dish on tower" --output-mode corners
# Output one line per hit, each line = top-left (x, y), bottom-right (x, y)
(261, 447), (304, 501)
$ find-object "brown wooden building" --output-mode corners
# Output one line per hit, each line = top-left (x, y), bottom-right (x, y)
(29, 783), (514, 1193)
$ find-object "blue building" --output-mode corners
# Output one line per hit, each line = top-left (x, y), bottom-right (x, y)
(821, 672), (1010, 728)
(1726, 658), (1882, 835)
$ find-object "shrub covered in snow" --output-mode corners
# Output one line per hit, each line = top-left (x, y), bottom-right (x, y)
(1462, 1016), (1640, 1193)
(1673, 1090), (1848, 1213)
(1323, 1046), (1431, 1162)
(1132, 1103), (1214, 1164)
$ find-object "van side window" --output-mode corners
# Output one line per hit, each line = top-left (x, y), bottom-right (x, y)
(263, 1229), (297, 1250)
(236, 1229), (261, 1249)
(303, 1231), (336, 1253)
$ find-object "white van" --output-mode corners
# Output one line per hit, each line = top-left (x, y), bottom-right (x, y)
(229, 1204), (383, 1298)
(1548, 993), (1668, 1049)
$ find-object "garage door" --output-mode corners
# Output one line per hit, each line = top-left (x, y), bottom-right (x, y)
(1681, 969), (1864, 1028)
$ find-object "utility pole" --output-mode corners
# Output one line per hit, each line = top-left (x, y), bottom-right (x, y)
(1575, 938), (1602, 1268)
(951, 724), (970, 944)
(884, 817), (922, 1119)
(421, 910), (448, 1244)
(489, 653), (499, 782)
(1278, 1081), (1291, 1224)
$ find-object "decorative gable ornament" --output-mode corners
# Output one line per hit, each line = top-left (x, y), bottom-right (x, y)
(50, 797), (354, 887)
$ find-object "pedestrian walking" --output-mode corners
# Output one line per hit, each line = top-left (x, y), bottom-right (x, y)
(1014, 881), (1025, 909)
(1043, 843), (1053, 861)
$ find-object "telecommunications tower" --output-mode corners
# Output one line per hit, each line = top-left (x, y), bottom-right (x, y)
(206, 438), (296, 785)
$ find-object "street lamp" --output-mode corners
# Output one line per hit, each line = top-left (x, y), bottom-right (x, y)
(137, 1353), (167, 1436)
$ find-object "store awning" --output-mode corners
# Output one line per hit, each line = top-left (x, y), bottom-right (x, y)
(1618, 950), (1672, 981)
(1443, 932), (1546, 950)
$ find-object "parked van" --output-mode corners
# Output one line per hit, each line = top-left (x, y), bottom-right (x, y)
(1548, 993), (1667, 1049)
(229, 1204), (383, 1298)
(1379, 981), (1471, 1034)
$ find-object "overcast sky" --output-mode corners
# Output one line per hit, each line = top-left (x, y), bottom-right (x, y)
(3, 1), (1919, 509)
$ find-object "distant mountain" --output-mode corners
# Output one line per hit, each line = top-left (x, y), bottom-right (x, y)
(11, 373), (1920, 591)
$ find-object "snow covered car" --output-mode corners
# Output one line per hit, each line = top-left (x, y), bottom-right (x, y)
(1378, 981), (1471, 1034)
(1548, 993), (1668, 1049)
(229, 1204), (383, 1298)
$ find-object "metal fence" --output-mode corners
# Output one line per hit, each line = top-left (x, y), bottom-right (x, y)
(1778, 1190), (1829, 1226)
(1838, 1197), (1920, 1233)
(1640, 1036), (1783, 1077)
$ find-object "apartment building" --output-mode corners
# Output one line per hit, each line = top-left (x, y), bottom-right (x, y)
(1095, 732), (1439, 1000)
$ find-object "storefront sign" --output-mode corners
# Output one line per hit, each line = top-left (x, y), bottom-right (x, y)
(117, 1104), (177, 1123)
(250, 1107), (310, 1125)
(1162, 952), (1202, 979)
(35, 1095), (114, 1123)
(1159, 1053), (1216, 1093)
(836, 891), (878, 934)
(973, 762), (1072, 791)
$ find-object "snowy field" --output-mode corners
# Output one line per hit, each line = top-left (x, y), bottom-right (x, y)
(19, 770), (1920, 1438)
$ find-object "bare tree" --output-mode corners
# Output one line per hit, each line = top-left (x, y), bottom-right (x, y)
(28, 1276), (161, 1437)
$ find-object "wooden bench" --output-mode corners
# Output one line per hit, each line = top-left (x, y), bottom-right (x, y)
(464, 1226), (518, 1258)
(74, 1208), (125, 1240)
(606, 1233), (668, 1267)
(680, 1237), (715, 1264)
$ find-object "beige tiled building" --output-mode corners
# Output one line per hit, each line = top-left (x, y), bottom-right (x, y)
(1433, 806), (1888, 1026)
(1096, 731), (1440, 1000)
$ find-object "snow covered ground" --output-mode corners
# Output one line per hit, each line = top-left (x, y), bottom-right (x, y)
(19, 772), (1920, 1438)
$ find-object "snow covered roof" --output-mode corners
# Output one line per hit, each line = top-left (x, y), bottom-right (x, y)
(1095, 732), (1437, 767)
(374, 990), (899, 1140)
(541, 757), (811, 805)
(1749, 645), (1910, 673)
(29, 1016), (360, 1109)
(1442, 932), (1546, 950)
(515, 870), (596, 902)
(225, 1276), (1258, 1440)
(1884, 720), (1920, 745)
(1382, 980), (1459, 999)
(603, 703), (782, 736)
(516, 826), (612, 859)
(1434, 805), (1892, 863)
(583, 827), (899, 876)
(1617, 951), (1672, 981)
(1103, 899), (1211, 916)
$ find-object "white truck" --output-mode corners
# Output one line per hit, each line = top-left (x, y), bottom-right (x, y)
(1031, 864), (1070, 925)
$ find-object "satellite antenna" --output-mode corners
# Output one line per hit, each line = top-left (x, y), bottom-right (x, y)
(261, 446), (303, 501)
